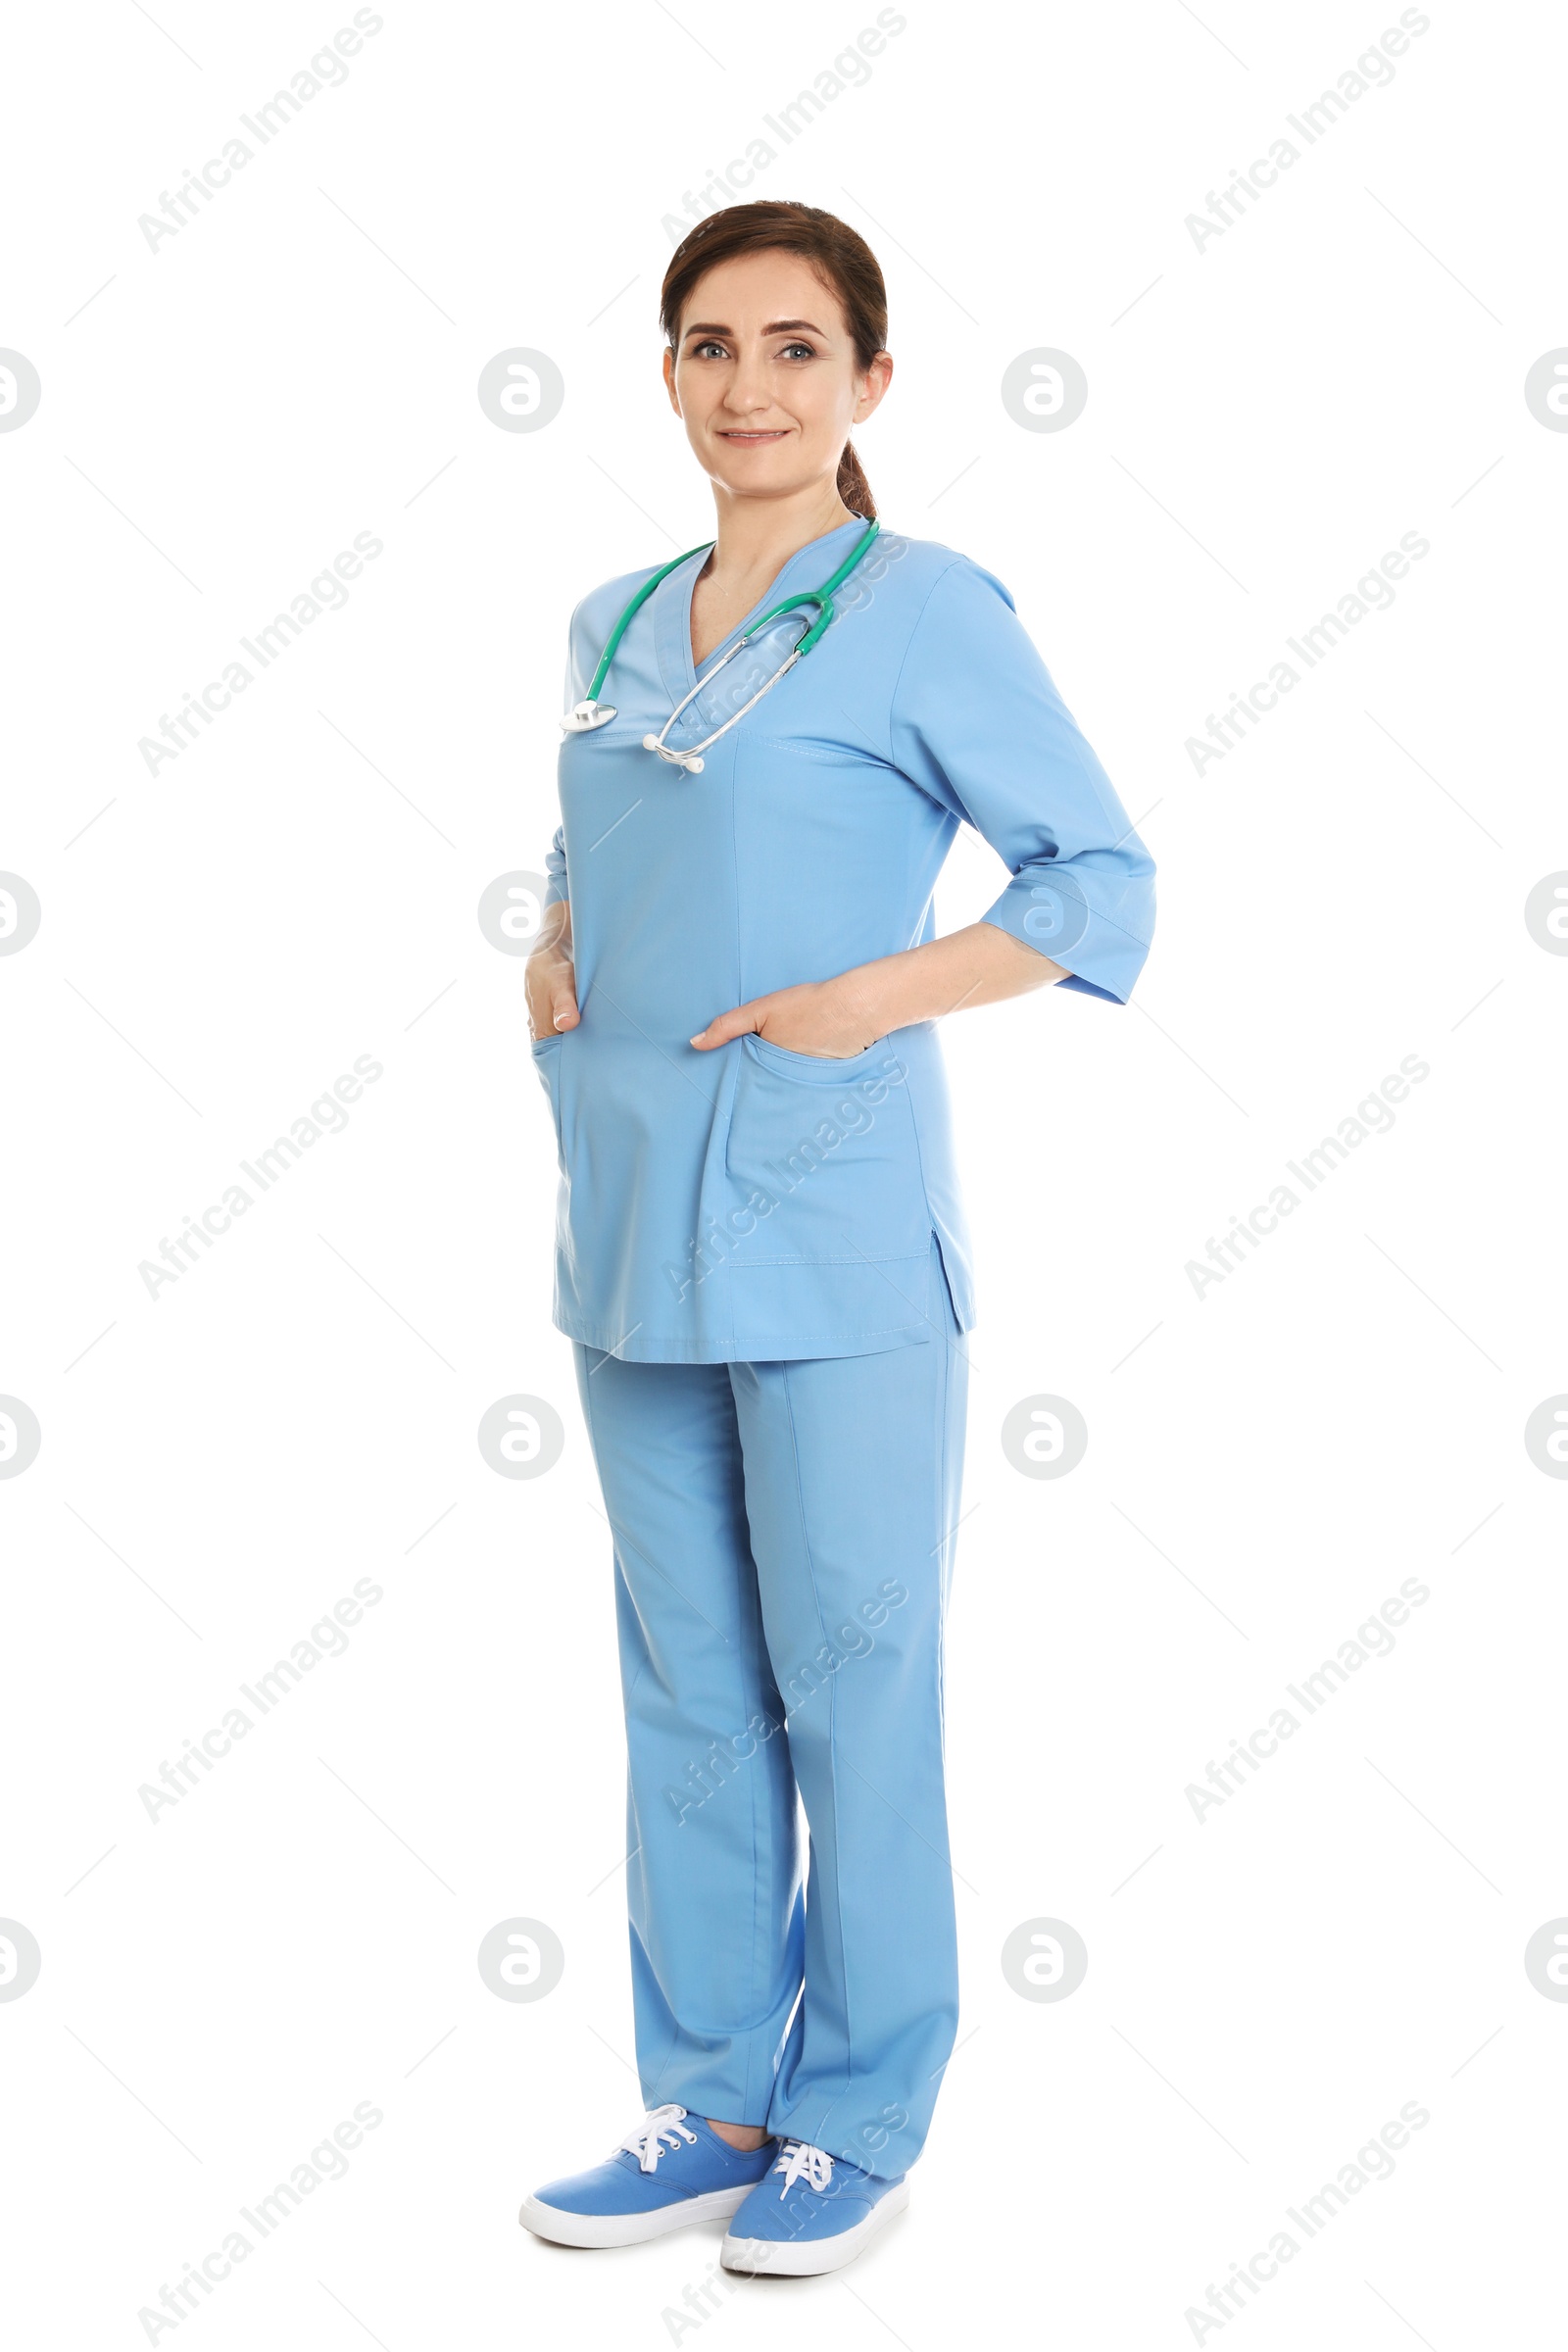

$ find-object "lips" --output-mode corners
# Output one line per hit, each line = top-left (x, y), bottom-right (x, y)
(718, 429), (789, 441)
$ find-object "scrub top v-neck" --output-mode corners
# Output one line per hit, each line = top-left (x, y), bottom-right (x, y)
(535, 518), (1156, 1364)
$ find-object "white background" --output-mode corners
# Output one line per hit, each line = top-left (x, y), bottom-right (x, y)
(3, 0), (1565, 2344)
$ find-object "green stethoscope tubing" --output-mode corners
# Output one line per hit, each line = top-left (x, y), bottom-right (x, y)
(564, 518), (881, 767)
(583, 544), (708, 708)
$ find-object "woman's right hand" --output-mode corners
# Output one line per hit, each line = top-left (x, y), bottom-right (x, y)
(526, 900), (579, 1037)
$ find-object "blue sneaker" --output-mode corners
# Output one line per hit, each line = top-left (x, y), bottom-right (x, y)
(519, 2105), (777, 2248)
(721, 2140), (909, 2275)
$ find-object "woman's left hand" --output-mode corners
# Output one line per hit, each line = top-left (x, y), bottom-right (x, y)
(691, 977), (879, 1059)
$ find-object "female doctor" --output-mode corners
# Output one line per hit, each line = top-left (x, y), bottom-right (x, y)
(518, 201), (1154, 2278)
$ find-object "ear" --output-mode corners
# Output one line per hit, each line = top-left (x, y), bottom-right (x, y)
(662, 346), (682, 416)
(853, 350), (894, 422)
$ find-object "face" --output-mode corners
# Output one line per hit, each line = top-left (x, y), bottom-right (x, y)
(663, 248), (892, 506)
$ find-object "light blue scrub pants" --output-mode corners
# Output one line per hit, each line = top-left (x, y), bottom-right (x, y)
(572, 1241), (967, 2181)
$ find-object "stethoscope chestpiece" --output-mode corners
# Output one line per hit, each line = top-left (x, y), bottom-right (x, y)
(561, 699), (617, 733)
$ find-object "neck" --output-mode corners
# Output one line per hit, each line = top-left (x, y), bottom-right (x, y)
(707, 483), (858, 583)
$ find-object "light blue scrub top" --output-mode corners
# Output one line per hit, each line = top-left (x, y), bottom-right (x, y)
(536, 518), (1155, 1364)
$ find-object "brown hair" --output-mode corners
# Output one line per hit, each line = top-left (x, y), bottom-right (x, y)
(659, 201), (888, 521)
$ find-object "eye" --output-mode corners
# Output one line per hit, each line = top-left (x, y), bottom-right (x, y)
(691, 339), (728, 360)
(778, 341), (815, 361)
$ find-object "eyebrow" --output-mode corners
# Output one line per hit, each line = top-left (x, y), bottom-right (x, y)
(681, 318), (827, 341)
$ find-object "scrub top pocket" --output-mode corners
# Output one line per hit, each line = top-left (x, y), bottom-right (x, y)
(744, 1033), (895, 1082)
(718, 1032), (931, 1267)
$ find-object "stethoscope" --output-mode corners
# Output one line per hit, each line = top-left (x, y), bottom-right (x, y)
(561, 518), (880, 774)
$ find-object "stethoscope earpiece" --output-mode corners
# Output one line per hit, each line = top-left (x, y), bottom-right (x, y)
(641, 732), (704, 775)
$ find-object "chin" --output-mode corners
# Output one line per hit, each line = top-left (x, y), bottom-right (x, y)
(709, 454), (811, 498)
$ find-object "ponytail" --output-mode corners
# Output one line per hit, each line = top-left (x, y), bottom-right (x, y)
(836, 440), (876, 521)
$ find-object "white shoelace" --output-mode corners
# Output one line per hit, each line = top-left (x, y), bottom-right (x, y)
(617, 2103), (698, 2175)
(774, 2140), (835, 2197)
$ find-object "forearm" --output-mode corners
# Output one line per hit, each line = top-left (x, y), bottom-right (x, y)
(831, 919), (1065, 1035)
(690, 917), (1066, 1057)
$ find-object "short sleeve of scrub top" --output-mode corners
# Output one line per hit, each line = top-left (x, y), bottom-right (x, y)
(533, 526), (1155, 1366)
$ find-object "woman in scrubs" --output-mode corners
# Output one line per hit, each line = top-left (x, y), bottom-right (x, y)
(518, 201), (1154, 2277)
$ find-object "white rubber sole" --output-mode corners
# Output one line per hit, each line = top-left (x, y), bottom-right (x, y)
(721, 2178), (910, 2276)
(518, 2182), (757, 2249)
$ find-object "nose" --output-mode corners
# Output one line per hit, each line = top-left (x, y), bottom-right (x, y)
(720, 346), (780, 417)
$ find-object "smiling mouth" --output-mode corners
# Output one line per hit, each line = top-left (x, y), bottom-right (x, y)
(717, 428), (790, 442)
